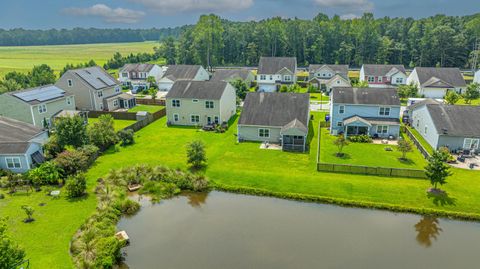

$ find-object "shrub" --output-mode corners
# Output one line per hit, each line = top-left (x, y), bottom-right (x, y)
(94, 236), (123, 269)
(117, 129), (135, 146)
(0, 218), (26, 268)
(21, 205), (35, 222)
(54, 149), (89, 176)
(27, 161), (63, 185)
(65, 173), (87, 198)
(87, 115), (118, 151)
(78, 145), (100, 166)
(117, 198), (140, 215)
(54, 115), (88, 148)
(186, 140), (207, 169)
(348, 135), (372, 143)
(43, 134), (64, 159)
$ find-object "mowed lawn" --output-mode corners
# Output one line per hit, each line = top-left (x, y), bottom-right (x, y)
(88, 117), (136, 131)
(128, 105), (165, 113)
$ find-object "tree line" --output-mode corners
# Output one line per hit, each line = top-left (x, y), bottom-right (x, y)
(157, 13), (480, 68)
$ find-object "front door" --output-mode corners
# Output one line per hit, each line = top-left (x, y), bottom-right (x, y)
(207, 116), (212, 125)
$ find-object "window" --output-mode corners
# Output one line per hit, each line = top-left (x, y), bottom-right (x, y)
(100, 104), (104, 110)
(339, 105), (345, 114)
(284, 75), (292, 81)
(6, 157), (21, 169)
(67, 79), (73, 87)
(416, 120), (419, 128)
(379, 107), (390, 116)
(97, 91), (103, 98)
(259, 128), (270, 138)
(192, 99), (199, 103)
(66, 97), (72, 105)
(173, 114), (179, 122)
(395, 77), (403, 84)
(337, 122), (343, 127)
(378, 76), (383, 82)
(190, 115), (200, 123)
(260, 75), (266, 80)
(38, 104), (47, 114)
(424, 126), (428, 134)
(122, 72), (128, 78)
(205, 101), (214, 109)
(115, 87), (120, 93)
(269, 75), (273, 80)
(464, 138), (480, 149)
(214, 116), (219, 124)
(336, 80), (341, 84)
(172, 99), (180, 107)
(113, 100), (119, 107)
(376, 125), (388, 134)
(368, 76), (375, 83)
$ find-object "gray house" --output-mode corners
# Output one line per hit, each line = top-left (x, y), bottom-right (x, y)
(257, 57), (297, 92)
(158, 65), (210, 91)
(308, 64), (351, 92)
(330, 87), (401, 138)
(0, 116), (48, 173)
(409, 100), (480, 151)
(165, 81), (237, 126)
(406, 67), (466, 98)
(56, 66), (136, 111)
(211, 69), (255, 86)
(238, 92), (310, 152)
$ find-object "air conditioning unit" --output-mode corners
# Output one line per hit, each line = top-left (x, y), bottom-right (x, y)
(332, 129), (338, 136)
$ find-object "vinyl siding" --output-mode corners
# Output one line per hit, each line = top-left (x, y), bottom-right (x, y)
(218, 84), (237, 123)
(0, 94), (33, 124)
(410, 105), (440, 149)
(237, 125), (282, 143)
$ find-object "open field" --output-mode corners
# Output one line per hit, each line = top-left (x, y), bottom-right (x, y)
(0, 42), (158, 77)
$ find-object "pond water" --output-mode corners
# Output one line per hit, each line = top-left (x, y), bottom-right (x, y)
(117, 191), (480, 269)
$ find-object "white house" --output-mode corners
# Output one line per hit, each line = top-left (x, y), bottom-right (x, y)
(257, 57), (297, 92)
(308, 64), (350, 92)
(474, 70), (480, 84)
(406, 67), (466, 98)
(359, 64), (407, 88)
(118, 63), (164, 88)
(158, 65), (210, 91)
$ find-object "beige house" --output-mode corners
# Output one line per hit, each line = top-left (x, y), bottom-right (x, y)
(308, 64), (351, 92)
(56, 66), (136, 111)
(257, 57), (297, 92)
(165, 81), (236, 126)
(0, 85), (75, 127)
(158, 65), (210, 91)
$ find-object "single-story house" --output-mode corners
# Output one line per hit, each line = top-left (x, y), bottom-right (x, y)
(406, 67), (466, 98)
(0, 116), (48, 173)
(211, 69), (255, 86)
(308, 64), (350, 92)
(165, 81), (236, 126)
(158, 65), (210, 91)
(330, 87), (401, 138)
(359, 64), (407, 88)
(238, 92), (310, 152)
(257, 57), (297, 92)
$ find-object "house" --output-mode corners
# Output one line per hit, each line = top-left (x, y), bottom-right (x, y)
(0, 85), (76, 127)
(406, 67), (466, 98)
(158, 65), (210, 91)
(237, 92), (310, 152)
(257, 57), (297, 92)
(473, 70), (479, 84)
(0, 116), (48, 173)
(165, 81), (236, 126)
(359, 64), (407, 88)
(211, 69), (255, 86)
(330, 87), (401, 138)
(308, 64), (350, 92)
(409, 100), (480, 151)
(118, 63), (164, 89)
(56, 66), (136, 111)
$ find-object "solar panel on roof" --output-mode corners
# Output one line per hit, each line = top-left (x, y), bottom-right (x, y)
(13, 86), (65, 102)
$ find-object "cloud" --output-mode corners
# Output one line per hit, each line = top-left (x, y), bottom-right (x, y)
(340, 13), (361, 20)
(127, 0), (254, 14)
(64, 4), (145, 24)
(313, 0), (374, 12)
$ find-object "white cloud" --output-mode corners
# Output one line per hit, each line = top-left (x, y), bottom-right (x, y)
(313, 0), (374, 12)
(127, 0), (254, 14)
(340, 13), (361, 20)
(64, 4), (145, 24)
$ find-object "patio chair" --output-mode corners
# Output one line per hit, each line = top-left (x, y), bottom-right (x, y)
(457, 156), (465, 163)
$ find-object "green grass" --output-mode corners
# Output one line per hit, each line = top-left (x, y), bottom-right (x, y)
(0, 42), (159, 77)
(456, 98), (480, 106)
(88, 118), (136, 131)
(407, 126), (434, 155)
(128, 105), (165, 113)
(309, 92), (330, 101)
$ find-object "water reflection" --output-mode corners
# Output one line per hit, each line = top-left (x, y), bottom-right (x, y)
(415, 216), (442, 248)
(183, 191), (209, 208)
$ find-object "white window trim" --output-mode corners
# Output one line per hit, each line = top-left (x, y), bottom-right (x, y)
(172, 99), (180, 107)
(5, 157), (22, 169)
(190, 114), (200, 123)
(339, 105), (345, 114)
(258, 128), (270, 138)
(214, 116), (220, 124)
(395, 77), (403, 84)
(260, 75), (266, 80)
(379, 107), (391, 116)
(97, 91), (103, 98)
(368, 76), (375, 83)
(113, 100), (119, 107)
(192, 99), (199, 103)
(67, 79), (73, 87)
(284, 75), (292, 81)
(464, 138), (480, 149)
(378, 76), (383, 82)
(173, 113), (179, 122)
(376, 125), (389, 134)
(66, 97), (71, 105)
(38, 104), (47, 114)
(337, 122), (343, 127)
(205, 100), (214, 109)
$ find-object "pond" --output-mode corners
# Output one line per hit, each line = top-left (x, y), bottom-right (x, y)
(118, 191), (480, 269)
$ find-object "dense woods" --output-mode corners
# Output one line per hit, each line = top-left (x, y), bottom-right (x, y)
(159, 13), (480, 68)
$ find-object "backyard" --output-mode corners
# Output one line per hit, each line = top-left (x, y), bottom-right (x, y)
(88, 117), (136, 131)
(128, 104), (165, 113)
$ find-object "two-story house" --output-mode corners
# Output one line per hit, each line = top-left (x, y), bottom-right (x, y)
(406, 67), (467, 98)
(359, 64), (407, 88)
(0, 116), (48, 173)
(257, 57), (297, 92)
(308, 64), (350, 92)
(165, 81), (236, 126)
(330, 87), (401, 138)
(56, 66), (136, 111)
(118, 63), (164, 90)
(211, 68), (255, 86)
(0, 85), (75, 127)
(158, 65), (210, 91)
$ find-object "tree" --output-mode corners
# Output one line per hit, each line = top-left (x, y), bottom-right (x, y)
(55, 115), (88, 148)
(186, 140), (207, 169)
(397, 83), (418, 99)
(29, 64), (56, 86)
(147, 76), (158, 89)
(43, 134), (64, 159)
(87, 115), (117, 151)
(352, 80), (369, 88)
(445, 91), (460, 105)
(463, 83), (480, 104)
(425, 150), (452, 191)
(54, 149), (89, 176)
(21, 205), (35, 223)
(149, 87), (158, 100)
(4, 71), (29, 88)
(160, 36), (177, 64)
(333, 135), (349, 157)
(0, 79), (22, 94)
(192, 14), (224, 67)
(230, 79), (249, 100)
(397, 139), (413, 160)
(0, 218), (26, 268)
(65, 173), (87, 198)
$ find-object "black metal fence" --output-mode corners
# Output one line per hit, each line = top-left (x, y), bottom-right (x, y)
(317, 163), (427, 179)
(404, 127), (431, 159)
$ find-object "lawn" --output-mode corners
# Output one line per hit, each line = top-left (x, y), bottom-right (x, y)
(88, 117), (136, 131)
(456, 98), (480, 106)
(128, 105), (165, 113)
(319, 128), (427, 169)
(407, 126), (434, 155)
(0, 41), (159, 77)
(310, 92), (330, 101)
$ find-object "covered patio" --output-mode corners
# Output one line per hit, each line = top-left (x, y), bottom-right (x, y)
(342, 115), (400, 139)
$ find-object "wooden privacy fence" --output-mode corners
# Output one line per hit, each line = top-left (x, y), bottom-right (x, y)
(136, 98), (166, 106)
(121, 108), (166, 132)
(404, 127), (431, 159)
(317, 163), (427, 179)
(88, 110), (137, 120)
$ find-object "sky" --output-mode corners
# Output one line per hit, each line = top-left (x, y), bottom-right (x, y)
(0, 0), (479, 29)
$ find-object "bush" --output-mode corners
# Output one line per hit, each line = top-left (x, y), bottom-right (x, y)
(87, 115), (118, 151)
(43, 134), (64, 159)
(348, 135), (372, 143)
(27, 161), (63, 185)
(55, 115), (88, 148)
(117, 198), (140, 215)
(65, 173), (87, 198)
(94, 236), (123, 269)
(54, 149), (89, 176)
(78, 145), (100, 166)
(186, 140), (207, 169)
(117, 129), (135, 146)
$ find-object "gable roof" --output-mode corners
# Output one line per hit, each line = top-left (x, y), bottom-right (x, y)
(408, 98), (442, 111)
(362, 64), (406, 77)
(166, 81), (229, 100)
(69, 66), (119, 90)
(9, 85), (70, 105)
(162, 65), (202, 81)
(258, 57), (297, 74)
(239, 92), (309, 129)
(425, 104), (480, 137)
(332, 87), (400, 106)
(119, 63), (156, 73)
(211, 69), (253, 82)
(309, 64), (349, 78)
(414, 67), (466, 88)
(0, 116), (45, 143)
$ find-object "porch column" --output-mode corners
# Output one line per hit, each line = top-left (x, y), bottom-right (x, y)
(303, 135), (306, 152)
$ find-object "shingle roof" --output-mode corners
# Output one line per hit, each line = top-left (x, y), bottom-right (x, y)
(414, 67), (466, 87)
(9, 85), (70, 105)
(426, 104), (480, 137)
(211, 69), (252, 82)
(332, 87), (400, 106)
(343, 115), (400, 126)
(239, 92), (309, 128)
(0, 142), (30, 154)
(407, 98), (442, 111)
(70, 66), (119, 90)
(119, 63), (155, 73)
(162, 65), (202, 81)
(309, 64), (349, 78)
(0, 116), (45, 143)
(258, 57), (296, 74)
(362, 64), (406, 77)
(166, 81), (228, 100)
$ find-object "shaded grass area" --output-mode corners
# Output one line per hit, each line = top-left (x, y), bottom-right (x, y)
(128, 105), (165, 113)
(407, 126), (434, 155)
(88, 118), (136, 131)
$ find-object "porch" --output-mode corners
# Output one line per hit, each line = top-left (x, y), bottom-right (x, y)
(282, 135), (306, 152)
